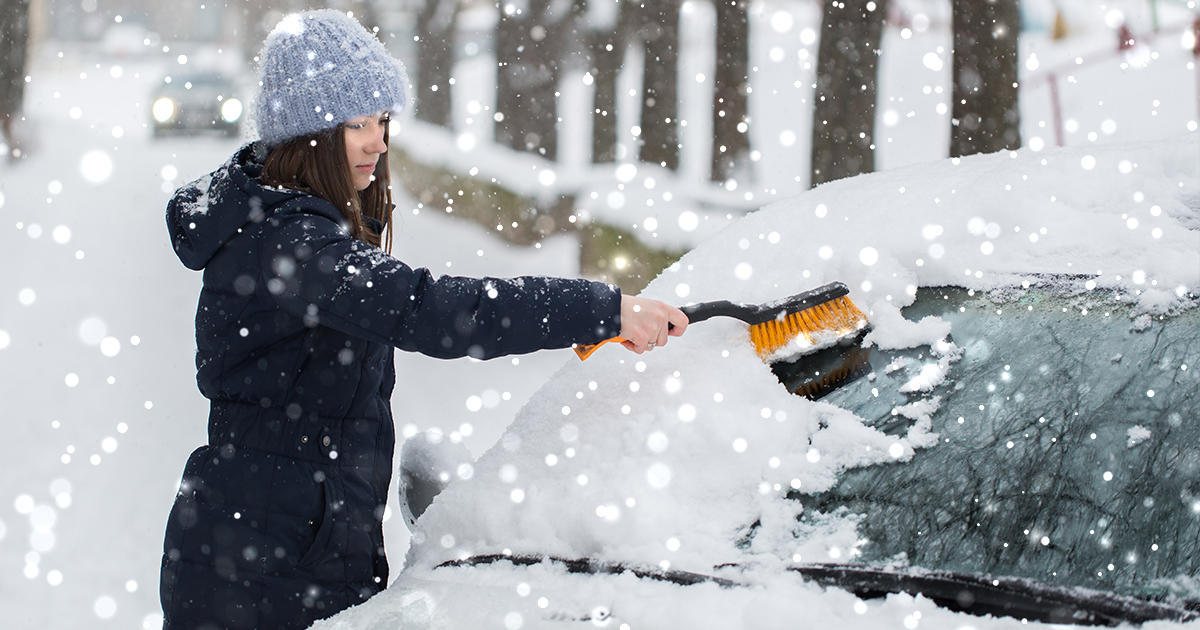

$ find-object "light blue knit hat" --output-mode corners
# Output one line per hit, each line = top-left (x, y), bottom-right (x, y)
(254, 9), (409, 146)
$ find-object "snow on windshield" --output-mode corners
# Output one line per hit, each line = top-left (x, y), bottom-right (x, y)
(408, 135), (1199, 574)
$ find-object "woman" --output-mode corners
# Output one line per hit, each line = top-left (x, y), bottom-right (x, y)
(160, 10), (687, 629)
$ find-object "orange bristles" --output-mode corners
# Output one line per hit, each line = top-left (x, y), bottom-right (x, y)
(749, 295), (868, 360)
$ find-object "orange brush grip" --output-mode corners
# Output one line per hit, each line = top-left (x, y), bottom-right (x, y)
(574, 337), (627, 360)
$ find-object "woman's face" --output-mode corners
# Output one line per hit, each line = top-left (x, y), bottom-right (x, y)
(343, 112), (390, 191)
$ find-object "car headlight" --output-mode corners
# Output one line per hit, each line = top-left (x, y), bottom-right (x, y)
(152, 97), (177, 123)
(220, 98), (243, 123)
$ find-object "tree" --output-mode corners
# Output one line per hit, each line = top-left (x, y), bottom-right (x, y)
(495, 0), (581, 160)
(809, 0), (886, 187)
(414, 0), (460, 127)
(635, 0), (680, 170)
(0, 0), (30, 159)
(711, 0), (751, 183)
(586, 0), (633, 164)
(949, 0), (1020, 157)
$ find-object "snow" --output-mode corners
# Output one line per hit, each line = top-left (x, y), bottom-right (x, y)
(2, 2), (1200, 629)
(398, 429), (475, 527)
(1127, 424), (1153, 448)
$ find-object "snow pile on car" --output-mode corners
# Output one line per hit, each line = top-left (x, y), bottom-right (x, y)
(403, 136), (1198, 577)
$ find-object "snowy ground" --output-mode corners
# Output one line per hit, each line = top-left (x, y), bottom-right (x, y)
(1, 1), (1199, 628)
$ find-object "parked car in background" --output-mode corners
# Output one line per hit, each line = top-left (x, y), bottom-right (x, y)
(99, 22), (160, 58)
(150, 71), (242, 138)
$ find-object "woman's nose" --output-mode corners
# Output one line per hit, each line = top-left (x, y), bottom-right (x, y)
(369, 130), (388, 154)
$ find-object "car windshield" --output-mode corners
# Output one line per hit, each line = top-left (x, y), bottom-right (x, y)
(798, 285), (1200, 602)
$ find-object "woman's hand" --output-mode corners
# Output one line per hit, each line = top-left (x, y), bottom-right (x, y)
(619, 295), (689, 354)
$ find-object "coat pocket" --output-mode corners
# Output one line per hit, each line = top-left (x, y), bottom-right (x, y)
(297, 477), (338, 569)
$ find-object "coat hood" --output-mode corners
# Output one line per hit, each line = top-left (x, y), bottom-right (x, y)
(166, 142), (303, 271)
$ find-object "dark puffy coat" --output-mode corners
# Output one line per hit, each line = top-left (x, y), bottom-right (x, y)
(160, 143), (621, 629)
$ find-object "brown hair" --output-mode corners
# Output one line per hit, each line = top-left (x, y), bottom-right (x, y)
(260, 122), (394, 253)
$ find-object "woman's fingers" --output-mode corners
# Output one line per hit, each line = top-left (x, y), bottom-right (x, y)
(666, 306), (688, 337)
(619, 338), (644, 354)
(619, 296), (689, 353)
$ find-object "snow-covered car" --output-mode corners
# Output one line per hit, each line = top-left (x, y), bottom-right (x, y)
(99, 22), (160, 58)
(315, 136), (1199, 629)
(150, 71), (243, 138)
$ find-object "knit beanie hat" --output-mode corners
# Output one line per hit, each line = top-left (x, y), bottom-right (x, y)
(254, 9), (409, 146)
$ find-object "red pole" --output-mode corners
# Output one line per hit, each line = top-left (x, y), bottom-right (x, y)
(1193, 16), (1200, 58)
(1048, 72), (1065, 147)
(1118, 23), (1136, 50)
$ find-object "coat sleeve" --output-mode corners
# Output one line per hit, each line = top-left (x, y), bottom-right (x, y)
(260, 200), (622, 360)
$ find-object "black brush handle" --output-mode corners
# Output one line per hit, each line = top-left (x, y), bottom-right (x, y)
(672, 282), (849, 327)
(677, 301), (754, 325)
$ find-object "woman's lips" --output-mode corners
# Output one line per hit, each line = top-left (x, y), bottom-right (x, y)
(355, 164), (375, 172)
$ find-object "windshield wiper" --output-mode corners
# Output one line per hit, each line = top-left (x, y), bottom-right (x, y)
(779, 562), (1197, 626)
(438, 553), (740, 587)
(438, 555), (1197, 626)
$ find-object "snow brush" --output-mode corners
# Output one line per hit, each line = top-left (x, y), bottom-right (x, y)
(573, 281), (869, 364)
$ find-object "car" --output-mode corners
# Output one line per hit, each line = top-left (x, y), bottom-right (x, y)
(374, 283), (1198, 628)
(315, 137), (1199, 629)
(99, 22), (160, 59)
(150, 71), (243, 138)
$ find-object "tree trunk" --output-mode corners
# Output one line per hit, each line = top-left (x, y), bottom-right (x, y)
(637, 0), (679, 170)
(494, 0), (572, 160)
(588, 1), (632, 164)
(589, 29), (620, 163)
(711, 0), (750, 183)
(414, 0), (457, 127)
(495, 4), (522, 150)
(949, 0), (1021, 157)
(809, 0), (885, 187)
(0, 0), (30, 153)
